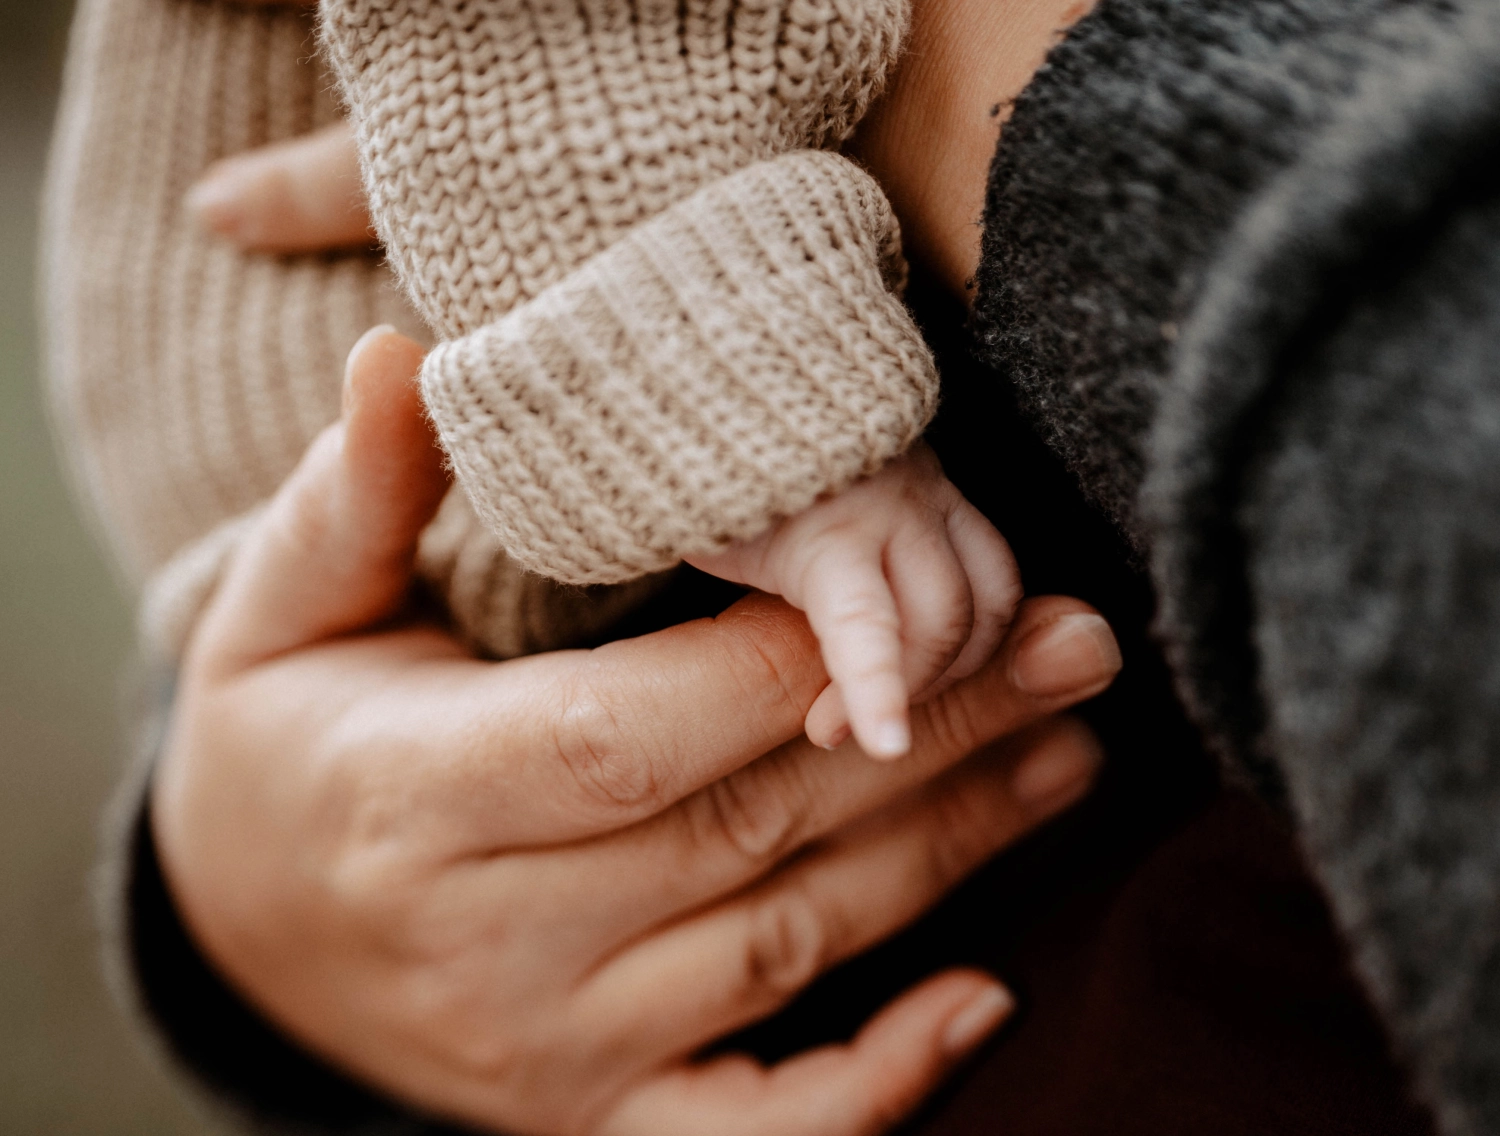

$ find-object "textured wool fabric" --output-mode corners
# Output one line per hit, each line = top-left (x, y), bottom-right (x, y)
(974, 0), (1500, 1131)
(421, 151), (936, 582)
(973, 0), (1462, 546)
(321, 0), (939, 587)
(320, 0), (907, 333)
(70, 0), (1500, 1131)
(41, 0), (423, 657)
(1145, 11), (1500, 1131)
(41, 0), (684, 660)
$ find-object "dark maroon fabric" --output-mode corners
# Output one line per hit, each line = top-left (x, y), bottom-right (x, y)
(907, 790), (1432, 1136)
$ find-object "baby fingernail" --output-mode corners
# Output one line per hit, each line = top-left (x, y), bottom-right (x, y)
(820, 724), (851, 750)
(1010, 613), (1121, 697)
(943, 985), (1014, 1055)
(865, 719), (910, 760)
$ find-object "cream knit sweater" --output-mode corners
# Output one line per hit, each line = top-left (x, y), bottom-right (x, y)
(44, 0), (939, 659)
(42, 0), (419, 658)
(322, 0), (940, 586)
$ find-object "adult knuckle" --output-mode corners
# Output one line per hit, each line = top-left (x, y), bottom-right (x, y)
(330, 884), (531, 1085)
(392, 950), (529, 1086)
(431, 1010), (525, 1084)
(552, 669), (663, 814)
(741, 890), (828, 1004)
(320, 823), (430, 951)
(919, 787), (996, 890)
(916, 684), (988, 760)
(311, 750), (463, 960)
(698, 766), (803, 862)
(321, 850), (421, 961)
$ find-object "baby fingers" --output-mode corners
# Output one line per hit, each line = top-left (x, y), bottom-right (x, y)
(930, 492), (1021, 688)
(800, 548), (915, 758)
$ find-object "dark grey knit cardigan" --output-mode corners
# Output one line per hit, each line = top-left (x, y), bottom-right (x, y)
(105, 0), (1500, 1133)
(975, 0), (1500, 1131)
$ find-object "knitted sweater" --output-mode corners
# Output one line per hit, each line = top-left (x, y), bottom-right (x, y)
(45, 0), (941, 665)
(320, 0), (937, 595)
(43, 0), (924, 663)
(44, 0), (1500, 1134)
(974, 2), (1500, 1130)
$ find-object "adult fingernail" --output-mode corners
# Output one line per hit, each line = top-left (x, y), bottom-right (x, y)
(1009, 613), (1121, 697)
(1010, 732), (1102, 806)
(942, 985), (1014, 1055)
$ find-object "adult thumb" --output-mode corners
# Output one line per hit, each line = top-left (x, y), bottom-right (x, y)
(193, 327), (449, 673)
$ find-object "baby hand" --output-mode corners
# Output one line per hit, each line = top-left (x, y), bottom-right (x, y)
(687, 444), (1021, 759)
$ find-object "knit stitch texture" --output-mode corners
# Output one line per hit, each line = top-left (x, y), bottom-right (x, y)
(41, 0), (692, 660)
(41, 0), (423, 656)
(975, 0), (1500, 1131)
(321, 0), (940, 587)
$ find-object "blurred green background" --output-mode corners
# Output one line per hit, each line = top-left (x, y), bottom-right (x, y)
(1, 1), (208, 1131)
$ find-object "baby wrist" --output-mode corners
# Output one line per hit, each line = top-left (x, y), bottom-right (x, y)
(423, 151), (940, 584)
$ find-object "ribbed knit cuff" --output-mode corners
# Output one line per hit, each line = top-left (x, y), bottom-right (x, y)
(422, 150), (940, 585)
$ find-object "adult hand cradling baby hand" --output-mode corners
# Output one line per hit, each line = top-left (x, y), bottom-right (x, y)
(154, 328), (1120, 1136)
(688, 444), (1020, 758)
(151, 2), (1117, 1131)
(184, 0), (1055, 766)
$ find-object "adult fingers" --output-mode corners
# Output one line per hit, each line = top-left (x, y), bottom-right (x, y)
(355, 593), (829, 852)
(209, 594), (1115, 873)
(577, 716), (1100, 1055)
(537, 595), (1117, 936)
(598, 970), (1013, 1136)
(193, 328), (448, 673)
(187, 123), (373, 253)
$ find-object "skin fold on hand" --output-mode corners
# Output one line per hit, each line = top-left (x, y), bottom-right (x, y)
(153, 329), (1120, 1136)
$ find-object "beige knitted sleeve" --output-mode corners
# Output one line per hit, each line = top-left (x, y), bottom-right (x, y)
(41, 0), (422, 656)
(43, 0), (670, 661)
(321, 0), (941, 587)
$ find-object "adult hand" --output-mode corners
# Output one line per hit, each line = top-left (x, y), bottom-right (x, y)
(154, 328), (1120, 1136)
